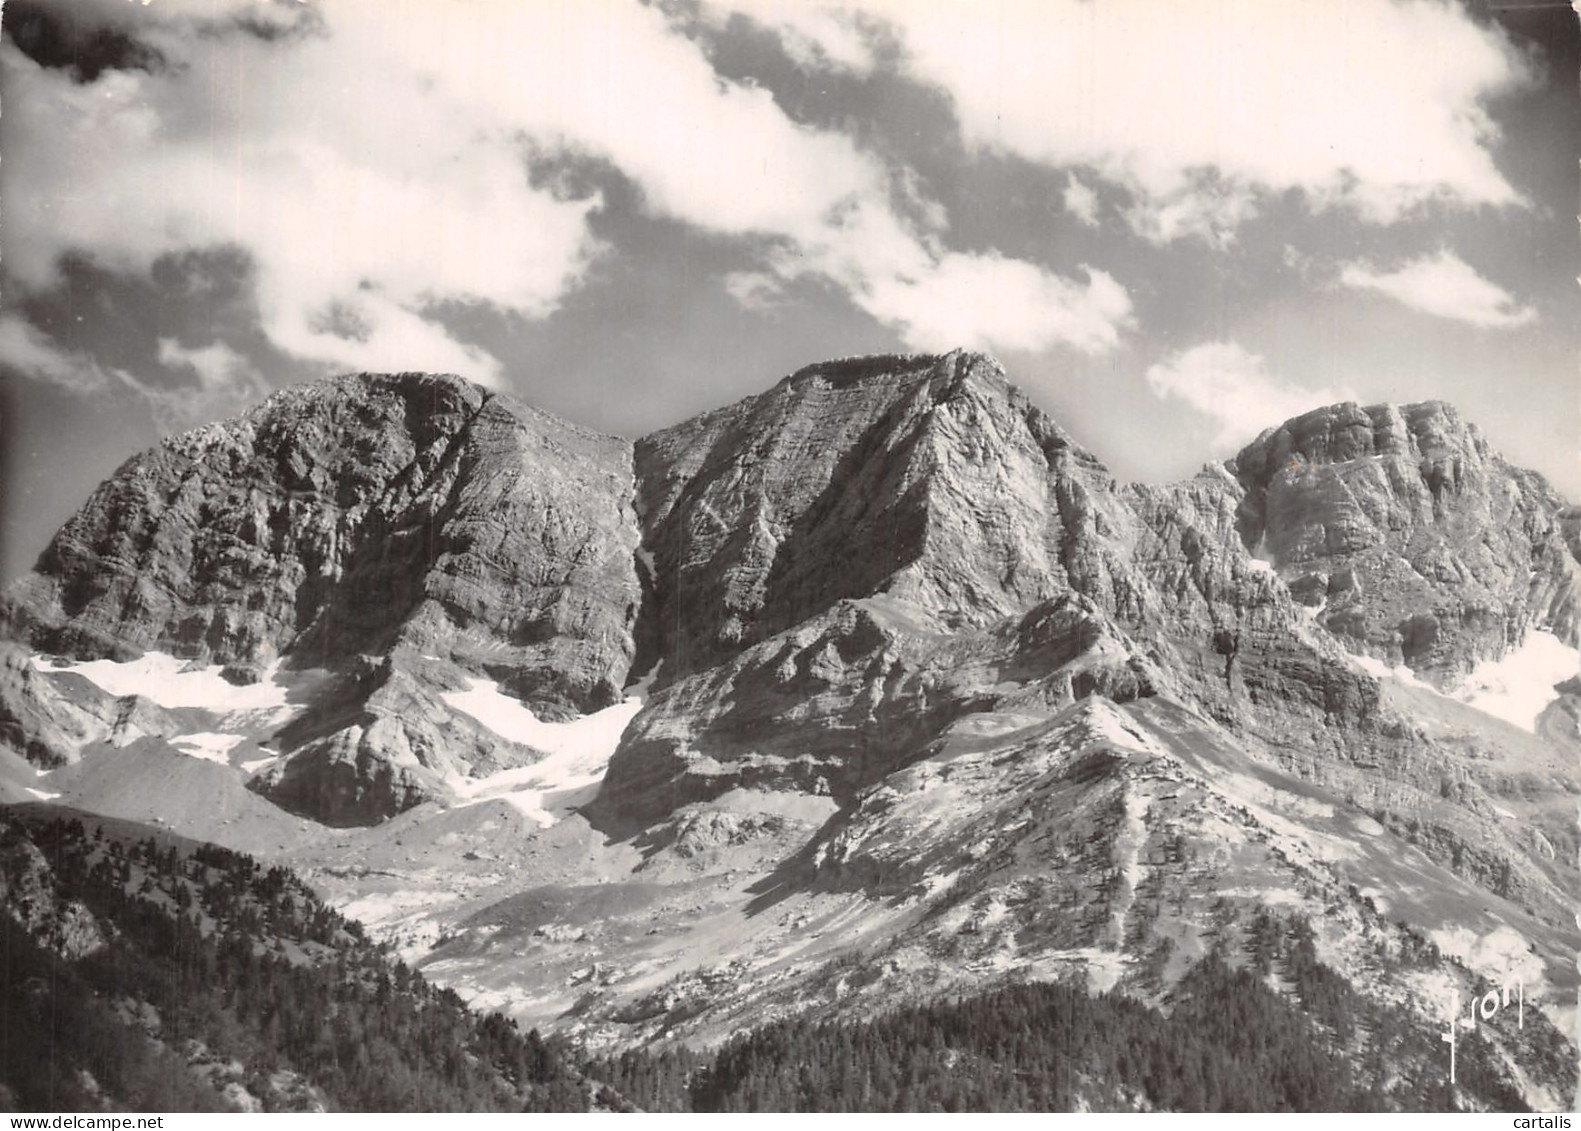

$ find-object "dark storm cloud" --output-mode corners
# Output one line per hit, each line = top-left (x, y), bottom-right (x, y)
(2, 0), (164, 83)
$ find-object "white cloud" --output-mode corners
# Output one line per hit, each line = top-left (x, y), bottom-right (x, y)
(700, 0), (880, 72)
(749, 195), (1132, 353)
(723, 271), (787, 313)
(1, 6), (604, 387)
(1123, 180), (1259, 250)
(0, 314), (109, 393)
(132, 337), (270, 429)
(858, 251), (1132, 355)
(331, 1), (1125, 357)
(721, 0), (1529, 242)
(1063, 175), (1100, 228)
(3, 0), (1133, 383)
(1145, 342), (1352, 450)
(157, 337), (255, 391)
(1339, 250), (1537, 329)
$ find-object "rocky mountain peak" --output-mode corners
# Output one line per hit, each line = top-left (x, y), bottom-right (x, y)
(1229, 398), (1580, 680)
(3, 354), (1579, 1110)
(1, 369), (645, 822)
(630, 349), (1112, 684)
(1232, 399), (1486, 479)
(777, 347), (1002, 393)
(5, 355), (1580, 839)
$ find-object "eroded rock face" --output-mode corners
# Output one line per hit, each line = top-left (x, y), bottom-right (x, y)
(4, 356), (1579, 884)
(0, 642), (185, 767)
(6, 355), (1574, 1100)
(602, 352), (1377, 827)
(1231, 401), (1581, 681)
(2, 373), (641, 715)
(633, 352), (1134, 680)
(601, 591), (1174, 828)
(253, 654), (548, 826)
(0, 642), (119, 767)
(2, 372), (642, 822)
(595, 363), (1579, 932)
(0, 815), (105, 960)
(7, 374), (488, 666)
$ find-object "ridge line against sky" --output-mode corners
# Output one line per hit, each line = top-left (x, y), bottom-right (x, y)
(0, 0), (1577, 582)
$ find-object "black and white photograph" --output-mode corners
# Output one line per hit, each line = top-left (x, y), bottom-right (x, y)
(0, 0), (1577, 1116)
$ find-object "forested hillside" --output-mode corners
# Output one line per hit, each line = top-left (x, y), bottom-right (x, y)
(593, 912), (1554, 1113)
(1, 804), (1562, 1112)
(0, 807), (596, 1112)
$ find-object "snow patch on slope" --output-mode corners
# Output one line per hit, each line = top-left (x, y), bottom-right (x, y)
(1117, 789), (1150, 894)
(170, 733), (246, 764)
(1349, 653), (1438, 692)
(443, 678), (644, 759)
(1351, 630), (1578, 733)
(635, 546), (657, 581)
(1244, 534), (1276, 576)
(626, 659), (662, 700)
(441, 668), (654, 828)
(1448, 630), (1577, 733)
(37, 651), (293, 713)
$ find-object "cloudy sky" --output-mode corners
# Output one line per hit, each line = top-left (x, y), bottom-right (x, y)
(1, 0), (1576, 582)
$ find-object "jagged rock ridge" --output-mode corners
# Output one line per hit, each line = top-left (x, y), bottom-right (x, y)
(1, 352), (1578, 1110)
(4, 355), (1578, 846)
(1231, 399), (1581, 682)
(3, 372), (641, 822)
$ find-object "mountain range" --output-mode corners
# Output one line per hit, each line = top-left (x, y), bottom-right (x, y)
(2, 350), (1577, 1111)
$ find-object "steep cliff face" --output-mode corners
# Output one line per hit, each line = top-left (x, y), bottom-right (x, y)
(2, 356), (1577, 905)
(1230, 401), (1581, 682)
(3, 352), (1578, 1106)
(601, 591), (1167, 827)
(609, 350), (1179, 823)
(3, 372), (641, 713)
(2, 373), (642, 823)
(633, 352), (1138, 679)
(7, 373), (487, 667)
(602, 353), (1384, 830)
(597, 363), (1579, 942)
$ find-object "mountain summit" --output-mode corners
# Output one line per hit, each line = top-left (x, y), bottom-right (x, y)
(2, 352), (1577, 1109)
(1231, 399), (1581, 680)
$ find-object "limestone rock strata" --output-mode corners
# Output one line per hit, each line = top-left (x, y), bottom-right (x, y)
(2, 373), (642, 822)
(1230, 400), (1581, 681)
(3, 373), (641, 714)
(3, 353), (1578, 890)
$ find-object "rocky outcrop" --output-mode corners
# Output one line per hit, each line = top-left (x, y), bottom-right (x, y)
(632, 351), (1136, 681)
(1, 372), (643, 822)
(0, 814), (106, 960)
(596, 364), (1581, 933)
(4, 356), (1579, 879)
(251, 653), (542, 826)
(0, 642), (120, 767)
(1230, 401), (1581, 681)
(2, 372), (642, 715)
(600, 591), (1171, 827)
(0, 642), (185, 766)
(602, 354), (1379, 827)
